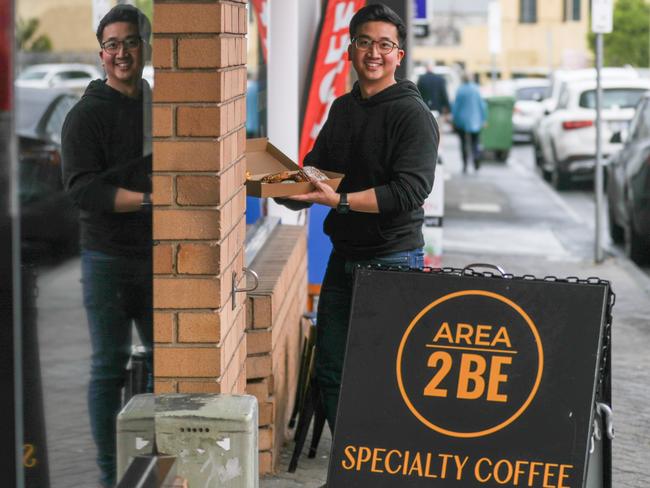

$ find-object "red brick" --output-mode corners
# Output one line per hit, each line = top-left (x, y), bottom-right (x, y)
(246, 379), (270, 403)
(223, 3), (233, 33)
(153, 140), (223, 172)
(155, 347), (221, 377)
(153, 209), (221, 240)
(239, 6), (247, 36)
(154, 380), (177, 393)
(259, 451), (273, 475)
(247, 330), (272, 355)
(153, 106), (173, 138)
(177, 380), (221, 393)
(153, 243), (174, 274)
(178, 37), (221, 68)
(154, 277), (221, 309)
(176, 175), (221, 205)
(252, 295), (272, 329)
(177, 242), (221, 275)
(219, 37), (229, 67)
(259, 401), (274, 426)
(154, 72), (221, 103)
(246, 355), (272, 380)
(259, 427), (273, 451)
(152, 38), (173, 68)
(178, 310), (221, 343)
(176, 106), (222, 137)
(152, 174), (172, 205)
(154, 4), (222, 34)
(154, 311), (174, 343)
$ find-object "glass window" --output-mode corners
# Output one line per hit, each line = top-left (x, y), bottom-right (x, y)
(44, 95), (78, 144)
(519, 0), (537, 23)
(557, 85), (570, 109)
(578, 89), (648, 110)
(516, 86), (549, 101)
(563, 0), (581, 21)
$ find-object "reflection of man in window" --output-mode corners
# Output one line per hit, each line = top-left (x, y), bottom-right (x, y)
(61, 5), (152, 487)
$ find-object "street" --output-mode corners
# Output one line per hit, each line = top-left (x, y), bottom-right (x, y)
(33, 127), (650, 487)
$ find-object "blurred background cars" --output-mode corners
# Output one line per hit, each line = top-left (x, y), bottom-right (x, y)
(606, 91), (650, 264)
(512, 78), (550, 142)
(16, 86), (80, 258)
(535, 77), (650, 189)
(16, 63), (102, 95)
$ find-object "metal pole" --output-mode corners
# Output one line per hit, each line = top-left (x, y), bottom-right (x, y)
(491, 54), (497, 92)
(595, 33), (604, 263)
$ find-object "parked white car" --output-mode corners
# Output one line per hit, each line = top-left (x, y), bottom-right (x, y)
(16, 63), (103, 94)
(535, 77), (650, 189)
(512, 78), (550, 141)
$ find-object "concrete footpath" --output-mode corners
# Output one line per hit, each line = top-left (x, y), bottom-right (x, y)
(261, 249), (650, 488)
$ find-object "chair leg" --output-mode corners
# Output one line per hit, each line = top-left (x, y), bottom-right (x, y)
(289, 337), (309, 428)
(308, 385), (326, 458)
(288, 383), (315, 473)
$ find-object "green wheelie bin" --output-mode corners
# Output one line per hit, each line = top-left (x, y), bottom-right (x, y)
(480, 95), (515, 162)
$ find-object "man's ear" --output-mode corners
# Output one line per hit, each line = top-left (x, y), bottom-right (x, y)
(397, 49), (405, 67)
(347, 44), (352, 61)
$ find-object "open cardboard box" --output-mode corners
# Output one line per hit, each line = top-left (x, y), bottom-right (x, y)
(245, 138), (343, 198)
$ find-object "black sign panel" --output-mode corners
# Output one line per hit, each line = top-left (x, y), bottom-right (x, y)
(328, 268), (609, 488)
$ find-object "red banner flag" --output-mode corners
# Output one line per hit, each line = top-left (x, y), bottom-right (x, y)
(299, 0), (365, 165)
(0, 0), (12, 111)
(250, 0), (269, 64)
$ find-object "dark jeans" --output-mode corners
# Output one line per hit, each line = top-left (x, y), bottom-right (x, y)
(81, 249), (153, 487)
(315, 248), (424, 432)
(455, 127), (481, 171)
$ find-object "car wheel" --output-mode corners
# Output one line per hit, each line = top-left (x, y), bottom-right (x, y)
(607, 206), (624, 244)
(625, 221), (649, 265)
(551, 165), (570, 191)
(496, 149), (509, 162)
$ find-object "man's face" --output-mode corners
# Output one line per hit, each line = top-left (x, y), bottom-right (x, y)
(99, 21), (144, 93)
(348, 21), (404, 94)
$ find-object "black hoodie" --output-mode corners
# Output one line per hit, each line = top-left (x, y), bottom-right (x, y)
(304, 79), (439, 259)
(62, 79), (152, 257)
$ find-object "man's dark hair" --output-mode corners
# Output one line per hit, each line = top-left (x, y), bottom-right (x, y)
(96, 4), (152, 45)
(349, 3), (407, 47)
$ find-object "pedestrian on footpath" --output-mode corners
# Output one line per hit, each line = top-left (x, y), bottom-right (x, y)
(416, 61), (451, 117)
(277, 3), (439, 434)
(61, 5), (153, 487)
(451, 72), (486, 173)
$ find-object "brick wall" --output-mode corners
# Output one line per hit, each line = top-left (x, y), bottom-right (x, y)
(246, 226), (308, 475)
(152, 0), (249, 395)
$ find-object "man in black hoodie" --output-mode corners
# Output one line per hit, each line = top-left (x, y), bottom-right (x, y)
(285, 4), (439, 432)
(61, 5), (152, 487)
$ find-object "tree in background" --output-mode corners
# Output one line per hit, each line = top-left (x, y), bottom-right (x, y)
(135, 0), (153, 28)
(16, 17), (52, 52)
(588, 0), (650, 67)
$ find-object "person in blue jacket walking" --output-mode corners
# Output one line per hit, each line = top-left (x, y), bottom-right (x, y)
(452, 72), (487, 173)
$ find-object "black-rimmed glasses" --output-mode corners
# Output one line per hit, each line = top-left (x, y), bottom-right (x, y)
(352, 37), (400, 55)
(101, 36), (142, 54)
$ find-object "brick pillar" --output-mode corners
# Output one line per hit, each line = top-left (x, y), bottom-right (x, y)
(151, 0), (249, 395)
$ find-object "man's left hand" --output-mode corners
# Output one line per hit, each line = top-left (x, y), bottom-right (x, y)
(287, 180), (339, 208)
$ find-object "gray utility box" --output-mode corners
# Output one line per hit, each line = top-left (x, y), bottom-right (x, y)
(117, 393), (259, 488)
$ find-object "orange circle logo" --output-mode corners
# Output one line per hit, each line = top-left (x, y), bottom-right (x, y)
(396, 290), (544, 438)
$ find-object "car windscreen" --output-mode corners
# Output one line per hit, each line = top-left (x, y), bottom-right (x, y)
(579, 89), (648, 110)
(18, 70), (48, 81)
(516, 86), (548, 101)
